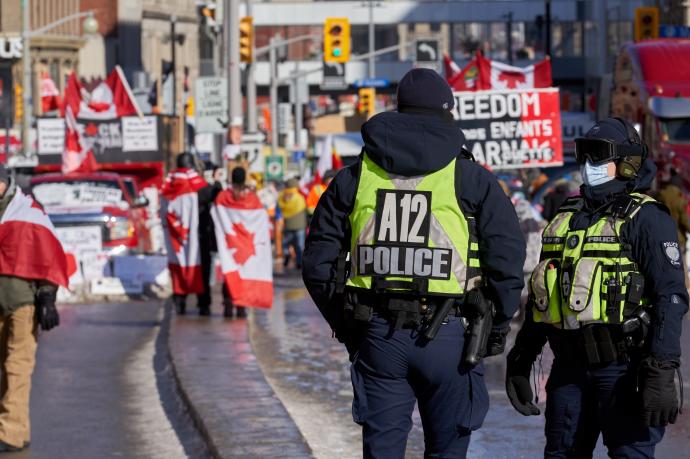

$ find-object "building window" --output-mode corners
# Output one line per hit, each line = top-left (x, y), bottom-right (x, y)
(552, 22), (583, 57)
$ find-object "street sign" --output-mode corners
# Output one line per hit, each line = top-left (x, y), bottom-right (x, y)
(195, 77), (228, 134)
(278, 103), (292, 134)
(660, 24), (690, 38)
(265, 155), (285, 181)
(353, 78), (390, 88)
(320, 61), (347, 90)
(415, 39), (439, 67)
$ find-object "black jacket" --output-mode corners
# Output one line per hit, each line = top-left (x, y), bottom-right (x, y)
(302, 111), (526, 330)
(516, 159), (689, 361)
(198, 181), (223, 252)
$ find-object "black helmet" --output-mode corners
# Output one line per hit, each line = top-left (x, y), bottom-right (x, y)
(574, 117), (648, 179)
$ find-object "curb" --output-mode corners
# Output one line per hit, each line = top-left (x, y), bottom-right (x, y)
(162, 300), (223, 459)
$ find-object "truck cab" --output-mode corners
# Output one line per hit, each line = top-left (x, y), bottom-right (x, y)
(29, 172), (152, 255)
(611, 39), (690, 186)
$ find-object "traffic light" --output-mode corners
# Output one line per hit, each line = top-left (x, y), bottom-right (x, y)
(358, 88), (375, 117)
(324, 18), (350, 63)
(634, 7), (659, 42)
(14, 83), (22, 122)
(240, 16), (253, 63)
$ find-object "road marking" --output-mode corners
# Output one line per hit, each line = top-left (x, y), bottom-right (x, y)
(122, 307), (186, 459)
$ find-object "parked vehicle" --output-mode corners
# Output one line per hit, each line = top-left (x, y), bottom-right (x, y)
(30, 172), (152, 255)
(611, 39), (690, 186)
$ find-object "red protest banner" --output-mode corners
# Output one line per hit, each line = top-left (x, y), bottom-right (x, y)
(453, 88), (563, 170)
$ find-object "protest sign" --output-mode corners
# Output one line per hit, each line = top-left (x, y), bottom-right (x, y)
(453, 88), (563, 169)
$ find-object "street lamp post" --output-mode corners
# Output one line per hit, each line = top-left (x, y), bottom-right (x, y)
(20, 2), (99, 156)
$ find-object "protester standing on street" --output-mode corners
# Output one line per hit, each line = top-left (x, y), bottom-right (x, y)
(212, 167), (274, 315)
(306, 169), (336, 215)
(303, 68), (526, 458)
(0, 166), (67, 452)
(657, 171), (690, 288)
(278, 178), (308, 269)
(197, 163), (223, 315)
(161, 153), (208, 315)
(506, 118), (688, 458)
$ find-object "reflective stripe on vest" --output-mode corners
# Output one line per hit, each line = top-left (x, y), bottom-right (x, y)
(531, 193), (654, 329)
(346, 153), (481, 295)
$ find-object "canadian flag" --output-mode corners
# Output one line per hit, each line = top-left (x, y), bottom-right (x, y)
(161, 168), (207, 295)
(443, 53), (462, 80)
(211, 189), (273, 308)
(313, 134), (343, 184)
(0, 188), (69, 288)
(447, 58), (481, 91)
(61, 74), (98, 174)
(477, 53), (552, 90)
(60, 66), (141, 173)
(40, 72), (60, 113)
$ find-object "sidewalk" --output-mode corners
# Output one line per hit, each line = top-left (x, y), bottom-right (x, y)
(168, 295), (313, 459)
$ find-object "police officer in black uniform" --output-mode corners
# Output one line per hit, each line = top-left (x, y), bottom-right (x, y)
(302, 69), (526, 458)
(506, 118), (688, 458)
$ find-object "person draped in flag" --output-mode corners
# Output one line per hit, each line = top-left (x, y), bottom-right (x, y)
(0, 165), (67, 452)
(161, 153), (208, 315)
(212, 167), (273, 315)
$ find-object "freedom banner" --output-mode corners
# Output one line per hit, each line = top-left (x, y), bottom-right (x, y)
(453, 88), (563, 170)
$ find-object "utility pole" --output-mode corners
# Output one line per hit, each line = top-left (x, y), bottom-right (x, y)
(245, 0), (257, 134)
(368, 0), (375, 78)
(506, 12), (513, 64)
(269, 37), (278, 155)
(21, 0), (31, 156)
(226, 0), (243, 140)
(545, 0), (552, 57)
(171, 16), (177, 115)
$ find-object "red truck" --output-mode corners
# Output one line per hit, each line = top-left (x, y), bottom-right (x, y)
(29, 172), (152, 255)
(611, 39), (690, 185)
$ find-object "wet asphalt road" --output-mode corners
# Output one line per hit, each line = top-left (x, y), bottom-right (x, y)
(251, 272), (690, 459)
(21, 300), (209, 459)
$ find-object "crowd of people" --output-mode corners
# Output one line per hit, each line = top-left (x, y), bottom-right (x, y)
(159, 152), (338, 317)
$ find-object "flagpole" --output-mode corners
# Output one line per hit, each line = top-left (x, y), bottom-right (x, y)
(115, 65), (144, 119)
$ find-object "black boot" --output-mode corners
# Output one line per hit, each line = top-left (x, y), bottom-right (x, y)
(236, 307), (247, 318)
(199, 305), (211, 316)
(223, 303), (234, 318)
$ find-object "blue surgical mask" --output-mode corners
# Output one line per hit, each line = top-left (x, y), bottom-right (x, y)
(581, 160), (615, 187)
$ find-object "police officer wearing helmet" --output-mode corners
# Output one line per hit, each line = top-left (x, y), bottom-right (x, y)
(506, 117), (688, 457)
(302, 68), (526, 458)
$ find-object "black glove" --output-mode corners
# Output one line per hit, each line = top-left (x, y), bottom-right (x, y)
(505, 346), (540, 416)
(35, 289), (60, 331)
(639, 357), (679, 427)
(486, 327), (509, 357)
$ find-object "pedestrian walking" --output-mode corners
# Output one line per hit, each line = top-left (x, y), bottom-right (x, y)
(278, 178), (307, 269)
(0, 165), (67, 451)
(212, 167), (273, 317)
(506, 118), (688, 458)
(302, 68), (526, 458)
(161, 152), (207, 315)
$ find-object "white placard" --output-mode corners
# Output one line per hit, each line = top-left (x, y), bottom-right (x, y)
(122, 116), (158, 152)
(195, 77), (228, 134)
(37, 118), (65, 154)
(55, 226), (106, 285)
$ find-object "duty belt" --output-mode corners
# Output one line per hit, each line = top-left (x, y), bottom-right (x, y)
(346, 290), (460, 330)
(548, 311), (650, 365)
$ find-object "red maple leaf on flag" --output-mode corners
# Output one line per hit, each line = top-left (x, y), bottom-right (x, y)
(497, 70), (526, 89)
(84, 122), (99, 137)
(225, 222), (256, 265)
(166, 211), (189, 253)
